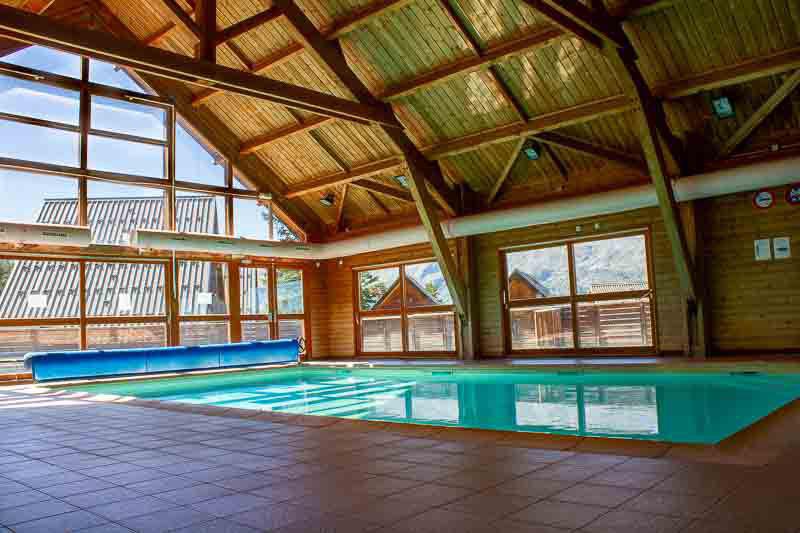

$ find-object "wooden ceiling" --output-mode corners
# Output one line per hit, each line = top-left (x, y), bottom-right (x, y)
(2, 0), (800, 238)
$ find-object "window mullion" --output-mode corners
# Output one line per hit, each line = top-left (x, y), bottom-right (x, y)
(567, 242), (580, 351)
(400, 264), (408, 354)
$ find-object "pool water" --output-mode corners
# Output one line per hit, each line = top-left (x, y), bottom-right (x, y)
(67, 367), (800, 444)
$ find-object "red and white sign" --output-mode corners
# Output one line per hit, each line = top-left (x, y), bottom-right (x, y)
(753, 190), (774, 209)
(786, 184), (800, 206)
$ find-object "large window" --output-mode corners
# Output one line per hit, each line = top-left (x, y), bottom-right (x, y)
(0, 170), (78, 225)
(87, 181), (166, 245)
(502, 232), (655, 354)
(355, 260), (456, 355)
(178, 260), (230, 345)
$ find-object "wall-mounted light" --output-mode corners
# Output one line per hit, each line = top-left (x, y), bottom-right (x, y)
(522, 139), (541, 161)
(319, 193), (336, 207)
(711, 96), (735, 119)
(392, 175), (410, 189)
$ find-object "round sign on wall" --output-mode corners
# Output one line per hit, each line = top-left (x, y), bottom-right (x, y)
(787, 184), (800, 206)
(753, 190), (774, 209)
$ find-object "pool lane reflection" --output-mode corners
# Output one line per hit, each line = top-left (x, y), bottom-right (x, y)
(67, 369), (800, 444)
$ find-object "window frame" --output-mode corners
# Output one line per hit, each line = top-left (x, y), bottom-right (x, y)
(353, 258), (459, 357)
(499, 229), (658, 356)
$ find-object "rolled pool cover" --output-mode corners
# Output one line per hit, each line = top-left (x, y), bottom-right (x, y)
(24, 339), (299, 381)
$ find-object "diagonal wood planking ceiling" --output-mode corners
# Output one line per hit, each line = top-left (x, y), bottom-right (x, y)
(2, 0), (800, 236)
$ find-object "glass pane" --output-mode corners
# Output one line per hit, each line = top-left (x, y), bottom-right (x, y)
(0, 325), (80, 358)
(242, 320), (270, 342)
(584, 386), (658, 437)
(0, 119), (79, 167)
(407, 312), (456, 352)
(0, 74), (80, 125)
(361, 316), (402, 352)
(515, 384), (579, 431)
(277, 269), (303, 314)
(233, 197), (268, 240)
(91, 96), (166, 140)
(0, 170), (78, 224)
(88, 134), (166, 178)
(240, 267), (269, 315)
(178, 261), (229, 315)
(506, 245), (569, 300)
(89, 60), (145, 92)
(278, 319), (304, 341)
(85, 262), (165, 317)
(176, 123), (225, 186)
(272, 213), (300, 241)
(0, 259), (80, 319)
(4, 46), (81, 78)
(573, 235), (648, 295)
(578, 298), (653, 348)
(404, 262), (452, 307)
(180, 321), (229, 346)
(358, 267), (400, 311)
(176, 190), (225, 234)
(510, 304), (573, 350)
(87, 323), (167, 350)
(87, 181), (165, 244)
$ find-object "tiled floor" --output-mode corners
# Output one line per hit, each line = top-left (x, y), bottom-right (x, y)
(0, 386), (799, 532)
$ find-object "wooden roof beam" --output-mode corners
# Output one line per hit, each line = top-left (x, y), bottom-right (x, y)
(424, 95), (638, 160)
(285, 157), (405, 198)
(324, 0), (416, 40)
(351, 179), (413, 203)
(143, 22), (177, 46)
(653, 46), (800, 99)
(486, 138), (524, 205)
(196, 0), (215, 62)
(192, 43), (304, 106)
(0, 4), (399, 127)
(718, 70), (800, 158)
(380, 27), (563, 101)
(240, 116), (334, 154)
(335, 184), (348, 233)
(519, 0), (604, 50)
(271, 0), (458, 215)
(533, 131), (646, 171)
(525, 0), (628, 48)
(161, 0), (202, 38)
(215, 7), (283, 45)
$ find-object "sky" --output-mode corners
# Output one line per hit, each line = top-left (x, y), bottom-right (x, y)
(0, 45), (286, 241)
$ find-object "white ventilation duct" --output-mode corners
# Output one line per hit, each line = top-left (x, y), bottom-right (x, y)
(0, 222), (92, 247)
(133, 156), (799, 260)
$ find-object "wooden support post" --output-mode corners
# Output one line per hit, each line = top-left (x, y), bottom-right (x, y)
(196, 0), (216, 62)
(456, 237), (479, 360)
(228, 262), (242, 343)
(335, 184), (348, 234)
(406, 160), (468, 318)
(680, 201), (709, 358)
(487, 137), (523, 205)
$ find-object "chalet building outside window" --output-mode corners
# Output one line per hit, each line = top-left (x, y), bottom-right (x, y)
(501, 231), (656, 355)
(355, 260), (456, 355)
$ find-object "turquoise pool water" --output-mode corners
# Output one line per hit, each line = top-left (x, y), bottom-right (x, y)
(67, 367), (800, 444)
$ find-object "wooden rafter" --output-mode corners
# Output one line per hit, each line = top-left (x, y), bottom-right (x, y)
(519, 0), (603, 49)
(424, 95), (637, 160)
(613, 0), (684, 18)
(351, 179), (413, 203)
(142, 22), (177, 46)
(653, 46), (800, 99)
(523, 0), (627, 49)
(271, 0), (458, 215)
(215, 7), (282, 45)
(192, 43), (303, 106)
(365, 189), (391, 215)
(0, 4), (399, 127)
(0, 0), (55, 57)
(335, 184), (348, 233)
(285, 157), (405, 198)
(240, 116), (334, 155)
(543, 143), (568, 181)
(380, 27), (563, 101)
(161, 0), (202, 37)
(533, 131), (646, 171)
(718, 70), (800, 158)
(487, 137), (524, 205)
(323, 0), (416, 40)
(406, 160), (468, 317)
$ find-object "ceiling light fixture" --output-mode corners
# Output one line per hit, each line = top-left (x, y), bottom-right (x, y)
(319, 193), (336, 207)
(392, 175), (410, 189)
(711, 96), (735, 119)
(522, 139), (541, 161)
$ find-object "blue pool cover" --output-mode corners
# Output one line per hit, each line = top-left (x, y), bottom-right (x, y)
(24, 339), (299, 381)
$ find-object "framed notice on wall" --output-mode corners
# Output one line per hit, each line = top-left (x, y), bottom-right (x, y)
(787, 184), (800, 206)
